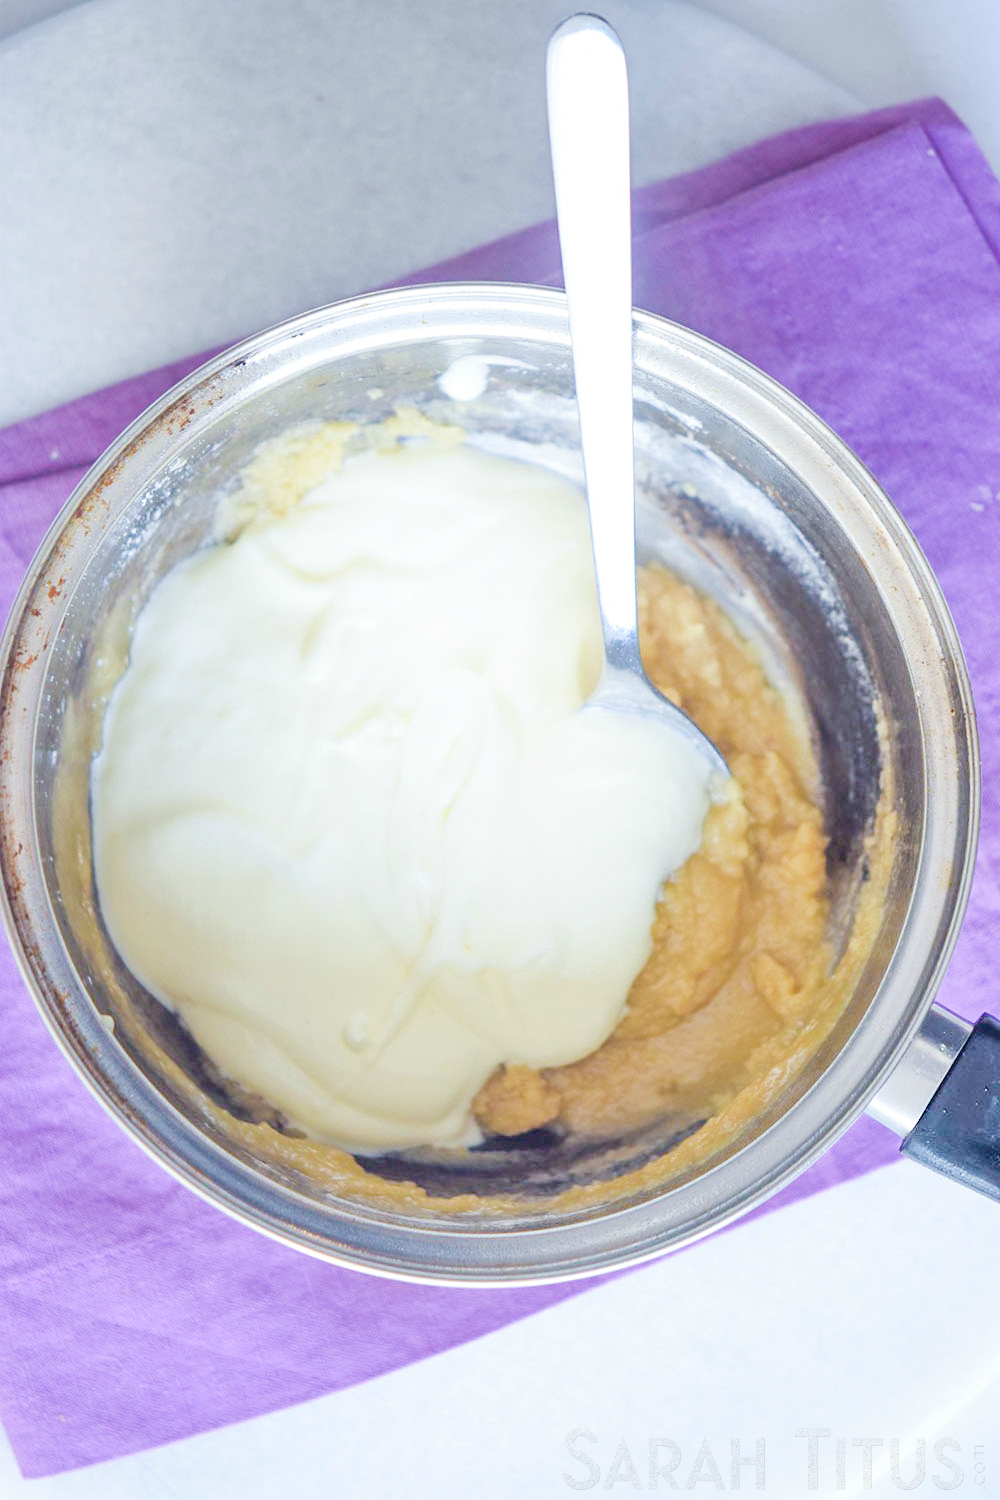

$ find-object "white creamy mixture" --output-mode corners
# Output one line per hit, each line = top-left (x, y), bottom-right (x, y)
(92, 436), (713, 1150)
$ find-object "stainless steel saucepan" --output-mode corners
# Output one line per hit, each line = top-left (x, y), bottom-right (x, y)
(0, 284), (989, 1285)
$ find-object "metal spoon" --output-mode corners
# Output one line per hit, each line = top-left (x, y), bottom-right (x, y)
(546, 13), (729, 780)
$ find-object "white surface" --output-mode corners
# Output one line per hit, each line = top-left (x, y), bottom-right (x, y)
(0, 0), (857, 426)
(4, 0), (997, 428)
(2, 1), (1000, 1493)
(0, 1163), (996, 1498)
(0, 0), (86, 39)
(695, 0), (1000, 171)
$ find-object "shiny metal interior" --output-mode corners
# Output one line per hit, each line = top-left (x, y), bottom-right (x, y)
(0, 286), (978, 1282)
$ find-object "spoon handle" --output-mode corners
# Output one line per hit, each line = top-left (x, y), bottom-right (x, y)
(546, 14), (640, 676)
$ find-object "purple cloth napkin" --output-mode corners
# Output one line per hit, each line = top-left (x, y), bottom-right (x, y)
(2, 98), (999, 1478)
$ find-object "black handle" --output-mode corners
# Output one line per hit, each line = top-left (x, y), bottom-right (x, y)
(902, 1012), (1000, 1202)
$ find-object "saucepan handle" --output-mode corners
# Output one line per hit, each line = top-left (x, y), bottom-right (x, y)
(868, 1003), (1000, 1203)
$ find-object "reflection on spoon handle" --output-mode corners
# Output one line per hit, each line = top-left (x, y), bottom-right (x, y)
(546, 13), (639, 676)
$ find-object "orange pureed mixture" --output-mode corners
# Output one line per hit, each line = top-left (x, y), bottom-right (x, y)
(471, 563), (831, 1144)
